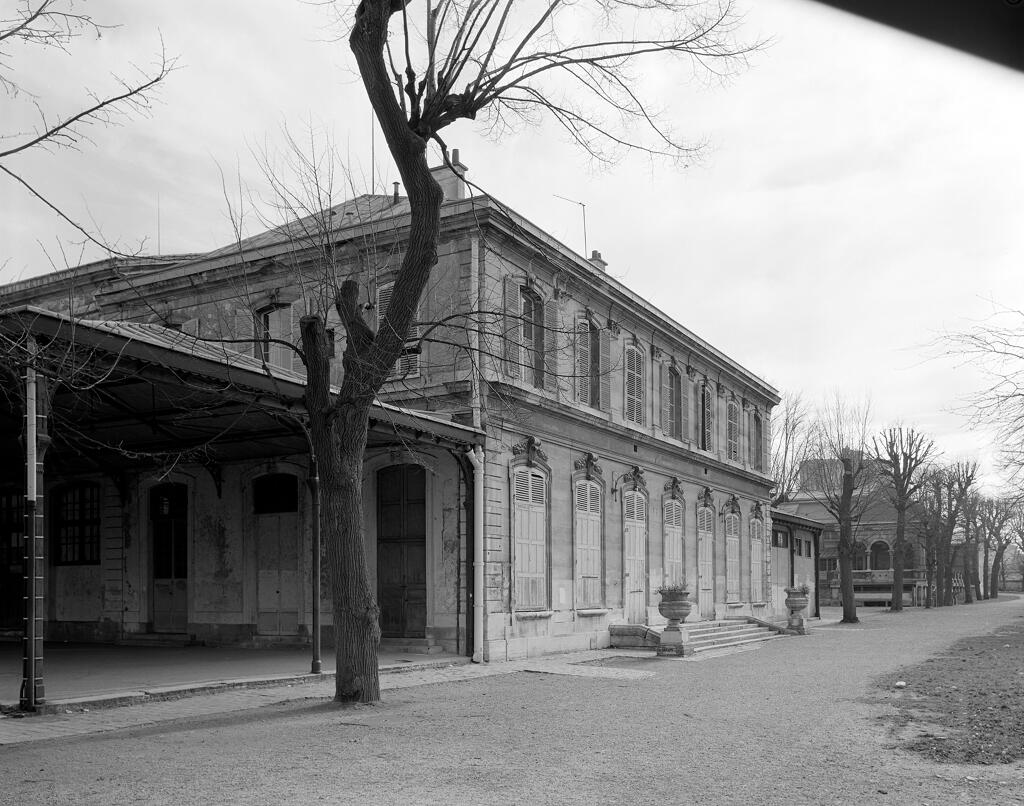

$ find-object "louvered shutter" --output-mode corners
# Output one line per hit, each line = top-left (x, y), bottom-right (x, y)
(377, 283), (421, 379)
(702, 384), (713, 450)
(681, 374), (690, 440)
(513, 469), (547, 609)
(574, 480), (602, 607)
(762, 413), (771, 473)
(725, 513), (740, 602)
(625, 346), (644, 425)
(503, 277), (521, 380)
(727, 399), (739, 461)
(232, 308), (254, 356)
(660, 365), (671, 434)
(543, 296), (558, 394)
(598, 329), (611, 412)
(750, 518), (765, 601)
(291, 303), (306, 374)
(663, 499), (684, 585)
(576, 320), (590, 404)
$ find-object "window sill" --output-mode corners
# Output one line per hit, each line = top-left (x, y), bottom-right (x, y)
(576, 608), (609, 616)
(726, 601), (744, 608)
(515, 610), (554, 620)
(751, 601), (768, 608)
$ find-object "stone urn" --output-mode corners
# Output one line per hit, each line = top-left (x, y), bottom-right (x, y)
(784, 586), (810, 635)
(656, 586), (693, 656)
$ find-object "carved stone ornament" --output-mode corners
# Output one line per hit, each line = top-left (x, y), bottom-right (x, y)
(725, 494), (741, 515)
(716, 381), (727, 398)
(622, 465), (647, 493)
(751, 501), (764, 520)
(512, 436), (548, 467)
(573, 452), (603, 480)
(664, 476), (683, 500)
(606, 318), (622, 337)
(741, 396), (751, 411)
(686, 364), (697, 380)
(652, 346), (664, 361)
(698, 486), (714, 509)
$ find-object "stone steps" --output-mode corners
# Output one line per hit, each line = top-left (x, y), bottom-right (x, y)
(609, 619), (782, 653)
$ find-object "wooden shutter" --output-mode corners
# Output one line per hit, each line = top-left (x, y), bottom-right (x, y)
(660, 364), (671, 434)
(727, 399), (739, 461)
(750, 518), (765, 601)
(598, 328), (611, 412)
(576, 320), (591, 404)
(377, 283), (421, 379)
(663, 499), (684, 585)
(513, 469), (547, 609)
(725, 513), (740, 602)
(503, 277), (521, 380)
(574, 480), (602, 607)
(681, 373), (689, 439)
(702, 384), (713, 450)
(291, 303), (305, 374)
(625, 346), (644, 425)
(543, 295), (558, 394)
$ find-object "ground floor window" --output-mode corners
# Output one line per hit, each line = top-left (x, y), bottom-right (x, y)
(513, 468), (548, 609)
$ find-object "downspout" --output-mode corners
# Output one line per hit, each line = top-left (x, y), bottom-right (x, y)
(469, 236), (482, 430)
(308, 455), (322, 674)
(466, 444), (485, 663)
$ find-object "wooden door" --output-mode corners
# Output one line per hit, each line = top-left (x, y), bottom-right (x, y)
(698, 507), (714, 619)
(623, 491), (647, 624)
(377, 465), (427, 638)
(254, 474), (300, 636)
(0, 489), (23, 629)
(151, 484), (188, 633)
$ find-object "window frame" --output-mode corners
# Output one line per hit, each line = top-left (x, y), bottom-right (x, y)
(52, 482), (102, 566)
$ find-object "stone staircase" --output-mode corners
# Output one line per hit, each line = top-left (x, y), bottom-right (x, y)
(609, 619), (783, 654)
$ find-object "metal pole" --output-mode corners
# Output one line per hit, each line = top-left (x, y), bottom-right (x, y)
(21, 342), (44, 710)
(308, 459), (322, 674)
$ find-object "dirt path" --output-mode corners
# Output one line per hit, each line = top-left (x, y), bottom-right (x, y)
(2, 599), (1023, 806)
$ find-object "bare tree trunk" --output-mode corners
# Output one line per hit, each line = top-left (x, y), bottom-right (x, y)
(990, 545), (1008, 599)
(925, 545), (935, 608)
(970, 542), (982, 602)
(890, 507), (905, 612)
(983, 539), (991, 599)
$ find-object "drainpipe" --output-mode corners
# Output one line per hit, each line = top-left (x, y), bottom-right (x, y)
(308, 456), (322, 674)
(466, 445), (485, 663)
(468, 236), (482, 430)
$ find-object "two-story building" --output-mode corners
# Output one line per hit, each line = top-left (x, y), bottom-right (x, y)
(1, 153), (780, 661)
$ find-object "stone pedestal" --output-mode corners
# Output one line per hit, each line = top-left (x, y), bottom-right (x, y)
(784, 588), (809, 636)
(656, 591), (693, 657)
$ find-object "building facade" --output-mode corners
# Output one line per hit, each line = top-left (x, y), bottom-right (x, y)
(1, 155), (780, 661)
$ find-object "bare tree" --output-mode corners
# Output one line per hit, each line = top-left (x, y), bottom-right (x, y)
(770, 391), (811, 506)
(802, 396), (874, 624)
(871, 426), (935, 612)
(915, 462), (977, 607)
(263, 0), (758, 703)
(978, 496), (1021, 599)
(1, 0), (174, 257)
(943, 308), (1024, 481)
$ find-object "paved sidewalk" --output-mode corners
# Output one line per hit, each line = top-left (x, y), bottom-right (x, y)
(0, 647), (663, 746)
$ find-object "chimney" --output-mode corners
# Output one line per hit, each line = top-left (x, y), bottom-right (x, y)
(589, 250), (607, 272)
(393, 182), (400, 204)
(429, 148), (468, 201)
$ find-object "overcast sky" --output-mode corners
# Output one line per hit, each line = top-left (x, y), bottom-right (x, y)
(3, 0), (1023, 489)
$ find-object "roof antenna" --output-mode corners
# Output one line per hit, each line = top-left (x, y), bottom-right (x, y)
(553, 194), (587, 257)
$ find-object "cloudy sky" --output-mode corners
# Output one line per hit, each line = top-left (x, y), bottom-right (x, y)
(3, 0), (1023, 488)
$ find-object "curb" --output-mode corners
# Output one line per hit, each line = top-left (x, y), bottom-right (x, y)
(1, 655), (472, 716)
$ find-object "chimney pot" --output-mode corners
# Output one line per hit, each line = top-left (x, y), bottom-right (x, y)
(589, 250), (608, 272)
(393, 182), (400, 204)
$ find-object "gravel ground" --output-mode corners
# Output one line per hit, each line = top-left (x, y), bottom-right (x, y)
(2, 599), (1023, 806)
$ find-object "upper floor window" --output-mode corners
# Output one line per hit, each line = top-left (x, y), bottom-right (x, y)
(575, 319), (601, 408)
(624, 345), (645, 426)
(256, 304), (293, 369)
(377, 282), (421, 379)
(53, 483), (101, 565)
(727, 398), (740, 461)
(662, 365), (683, 439)
(752, 411), (764, 471)
(700, 383), (714, 451)
(520, 287), (544, 388)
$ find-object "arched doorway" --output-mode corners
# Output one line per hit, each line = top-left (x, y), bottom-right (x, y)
(377, 465), (426, 638)
(870, 540), (891, 571)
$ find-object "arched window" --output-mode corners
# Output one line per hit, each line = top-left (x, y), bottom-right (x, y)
(574, 479), (603, 607)
(512, 467), (548, 609)
(727, 398), (740, 461)
(750, 513), (765, 602)
(663, 498), (684, 585)
(624, 344), (645, 426)
(700, 383), (714, 451)
(662, 365), (682, 439)
(53, 482), (102, 565)
(725, 501), (741, 602)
